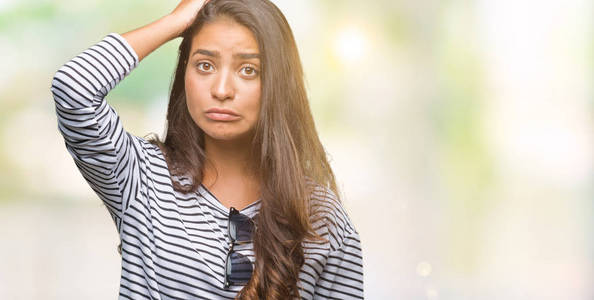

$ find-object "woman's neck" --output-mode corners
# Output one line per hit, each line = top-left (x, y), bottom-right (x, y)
(202, 134), (259, 183)
(202, 134), (262, 210)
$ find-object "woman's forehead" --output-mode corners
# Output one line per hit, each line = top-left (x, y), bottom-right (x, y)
(190, 17), (259, 55)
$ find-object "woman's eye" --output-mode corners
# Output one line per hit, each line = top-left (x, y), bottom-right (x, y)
(240, 66), (259, 77)
(196, 62), (214, 72)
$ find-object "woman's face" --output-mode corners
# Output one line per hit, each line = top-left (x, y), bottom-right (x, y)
(185, 17), (261, 142)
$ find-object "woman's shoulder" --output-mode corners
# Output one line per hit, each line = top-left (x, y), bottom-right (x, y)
(306, 180), (359, 251)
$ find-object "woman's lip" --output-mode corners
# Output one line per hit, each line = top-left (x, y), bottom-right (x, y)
(205, 112), (241, 121)
(205, 108), (240, 121)
(206, 108), (239, 116)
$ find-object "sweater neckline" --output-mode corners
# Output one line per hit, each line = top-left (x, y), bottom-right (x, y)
(198, 183), (261, 217)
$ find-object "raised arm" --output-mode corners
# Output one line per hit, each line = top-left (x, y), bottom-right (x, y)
(122, 0), (210, 62)
(49, 0), (209, 232)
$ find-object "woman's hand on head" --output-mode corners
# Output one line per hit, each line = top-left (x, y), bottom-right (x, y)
(170, 0), (211, 37)
(120, 0), (211, 61)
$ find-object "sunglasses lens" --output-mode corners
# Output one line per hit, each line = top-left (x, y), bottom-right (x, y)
(226, 251), (253, 284)
(229, 212), (255, 242)
(225, 209), (257, 288)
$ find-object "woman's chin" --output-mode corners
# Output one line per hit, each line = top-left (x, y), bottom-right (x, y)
(202, 128), (252, 143)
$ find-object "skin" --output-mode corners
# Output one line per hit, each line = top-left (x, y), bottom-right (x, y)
(184, 17), (262, 210)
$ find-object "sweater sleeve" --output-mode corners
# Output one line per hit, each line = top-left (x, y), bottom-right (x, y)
(313, 230), (365, 299)
(50, 33), (144, 233)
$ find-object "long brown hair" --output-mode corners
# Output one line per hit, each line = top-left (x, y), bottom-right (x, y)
(145, 0), (339, 298)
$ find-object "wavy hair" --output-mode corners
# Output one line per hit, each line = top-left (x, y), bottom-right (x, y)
(146, 0), (338, 298)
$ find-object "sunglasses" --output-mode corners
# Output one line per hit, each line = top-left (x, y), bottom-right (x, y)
(224, 207), (258, 289)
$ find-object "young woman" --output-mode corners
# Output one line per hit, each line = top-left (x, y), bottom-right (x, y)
(50, 0), (363, 298)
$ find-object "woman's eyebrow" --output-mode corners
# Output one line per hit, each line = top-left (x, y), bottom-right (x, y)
(191, 49), (260, 60)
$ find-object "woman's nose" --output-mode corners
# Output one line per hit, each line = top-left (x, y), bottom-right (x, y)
(211, 68), (235, 101)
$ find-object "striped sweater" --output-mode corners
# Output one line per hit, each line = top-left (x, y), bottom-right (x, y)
(50, 32), (364, 299)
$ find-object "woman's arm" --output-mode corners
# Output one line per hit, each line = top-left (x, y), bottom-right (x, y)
(314, 231), (364, 299)
(308, 186), (365, 299)
(50, 33), (144, 232)
(49, 0), (209, 232)
(121, 0), (210, 62)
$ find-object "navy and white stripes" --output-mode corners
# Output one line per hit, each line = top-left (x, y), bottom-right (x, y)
(50, 32), (364, 299)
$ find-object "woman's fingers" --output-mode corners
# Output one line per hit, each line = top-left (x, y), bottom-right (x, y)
(170, 0), (210, 34)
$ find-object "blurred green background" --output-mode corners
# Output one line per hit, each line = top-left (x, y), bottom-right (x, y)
(0, 0), (592, 299)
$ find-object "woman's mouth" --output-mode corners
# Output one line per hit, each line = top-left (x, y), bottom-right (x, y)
(205, 108), (241, 121)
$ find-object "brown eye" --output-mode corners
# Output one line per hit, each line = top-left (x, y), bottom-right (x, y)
(240, 66), (259, 77)
(196, 62), (214, 72)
